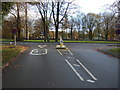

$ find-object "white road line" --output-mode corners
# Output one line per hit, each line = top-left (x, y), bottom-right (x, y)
(38, 45), (42, 48)
(38, 45), (47, 48)
(29, 49), (47, 55)
(29, 49), (35, 55)
(68, 50), (73, 55)
(57, 49), (63, 55)
(65, 59), (84, 81)
(87, 79), (95, 83)
(76, 59), (97, 81)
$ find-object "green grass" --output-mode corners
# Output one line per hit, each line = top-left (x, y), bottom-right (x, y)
(23, 40), (44, 42)
(23, 40), (120, 43)
(1, 39), (120, 43)
(2, 45), (27, 66)
(109, 48), (120, 53)
(1, 39), (14, 42)
(23, 39), (56, 42)
(64, 40), (120, 43)
(2, 47), (20, 65)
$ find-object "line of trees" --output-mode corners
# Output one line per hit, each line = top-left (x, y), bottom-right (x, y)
(2, 0), (120, 42)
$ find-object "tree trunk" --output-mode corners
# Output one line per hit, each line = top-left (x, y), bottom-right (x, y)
(43, 21), (47, 42)
(82, 31), (85, 40)
(105, 31), (108, 40)
(55, 2), (60, 42)
(97, 29), (100, 40)
(46, 25), (49, 42)
(62, 30), (64, 39)
(55, 24), (59, 42)
(89, 29), (92, 40)
(105, 24), (109, 40)
(71, 26), (73, 40)
(17, 3), (21, 41)
(25, 2), (28, 40)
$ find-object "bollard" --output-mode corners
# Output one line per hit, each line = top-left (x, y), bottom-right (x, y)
(60, 37), (63, 47)
(10, 42), (12, 45)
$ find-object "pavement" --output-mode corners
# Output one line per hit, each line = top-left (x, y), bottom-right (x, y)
(2, 42), (119, 88)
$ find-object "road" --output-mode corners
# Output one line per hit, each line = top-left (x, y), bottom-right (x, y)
(2, 42), (118, 88)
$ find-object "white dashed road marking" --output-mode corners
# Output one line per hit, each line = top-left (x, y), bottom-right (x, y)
(68, 50), (73, 55)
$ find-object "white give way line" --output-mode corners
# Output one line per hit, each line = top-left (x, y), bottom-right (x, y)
(38, 45), (47, 48)
(57, 49), (73, 56)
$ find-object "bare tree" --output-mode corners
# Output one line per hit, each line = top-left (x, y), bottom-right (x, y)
(16, 2), (21, 40)
(111, 0), (120, 24)
(25, 2), (28, 40)
(86, 13), (97, 40)
(101, 11), (115, 40)
(81, 14), (87, 40)
(61, 14), (69, 39)
(35, 1), (52, 42)
(52, 0), (72, 42)
(69, 17), (75, 40)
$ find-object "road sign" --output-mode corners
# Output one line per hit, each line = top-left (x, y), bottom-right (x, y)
(115, 24), (120, 30)
(115, 30), (120, 34)
(40, 32), (44, 36)
(12, 27), (17, 35)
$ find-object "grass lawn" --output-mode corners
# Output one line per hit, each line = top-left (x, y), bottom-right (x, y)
(23, 39), (56, 42)
(1, 44), (28, 66)
(109, 48), (120, 53)
(1, 39), (14, 42)
(23, 40), (120, 43)
(64, 40), (120, 43)
(1, 39), (120, 43)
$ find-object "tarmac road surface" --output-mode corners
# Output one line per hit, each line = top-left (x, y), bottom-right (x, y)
(2, 42), (118, 88)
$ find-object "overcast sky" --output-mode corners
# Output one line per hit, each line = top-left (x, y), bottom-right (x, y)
(74, 0), (116, 14)
(27, 0), (116, 19)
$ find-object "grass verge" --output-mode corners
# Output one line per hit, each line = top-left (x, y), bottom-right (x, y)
(1, 39), (120, 43)
(1, 39), (14, 42)
(1, 44), (28, 66)
(64, 40), (120, 43)
(23, 40), (55, 42)
(109, 48), (120, 53)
